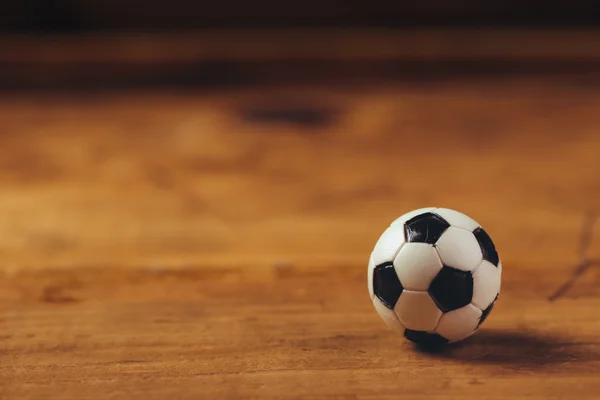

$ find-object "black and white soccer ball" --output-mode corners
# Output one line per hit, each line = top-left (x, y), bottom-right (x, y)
(368, 207), (501, 346)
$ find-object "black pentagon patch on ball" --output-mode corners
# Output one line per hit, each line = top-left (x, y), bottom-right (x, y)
(373, 262), (403, 309)
(477, 294), (498, 328)
(404, 212), (450, 244)
(404, 329), (448, 348)
(473, 227), (499, 267)
(428, 266), (474, 312)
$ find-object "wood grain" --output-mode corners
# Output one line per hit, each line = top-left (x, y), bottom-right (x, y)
(4, 29), (600, 91)
(2, 76), (600, 398)
(5, 29), (600, 63)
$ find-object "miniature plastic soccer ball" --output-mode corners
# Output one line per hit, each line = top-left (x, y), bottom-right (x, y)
(368, 207), (501, 346)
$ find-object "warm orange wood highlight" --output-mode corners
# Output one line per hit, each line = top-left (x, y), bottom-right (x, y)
(2, 71), (600, 397)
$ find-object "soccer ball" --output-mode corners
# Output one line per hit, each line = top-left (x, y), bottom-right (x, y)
(368, 207), (501, 346)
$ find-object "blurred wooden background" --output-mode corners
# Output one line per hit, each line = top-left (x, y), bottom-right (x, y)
(2, 2), (600, 399)
(2, 0), (600, 90)
(1, 0), (600, 31)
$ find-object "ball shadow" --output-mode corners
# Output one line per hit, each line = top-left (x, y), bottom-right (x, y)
(413, 329), (600, 370)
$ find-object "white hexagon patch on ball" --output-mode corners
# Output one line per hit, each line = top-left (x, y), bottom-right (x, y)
(368, 207), (501, 347)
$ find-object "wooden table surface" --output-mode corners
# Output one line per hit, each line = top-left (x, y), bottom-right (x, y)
(2, 31), (600, 399)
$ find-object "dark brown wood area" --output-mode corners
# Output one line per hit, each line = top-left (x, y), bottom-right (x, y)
(2, 0), (600, 31)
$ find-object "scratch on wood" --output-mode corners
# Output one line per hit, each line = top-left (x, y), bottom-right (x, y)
(240, 102), (338, 128)
(548, 211), (597, 301)
(39, 285), (80, 304)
